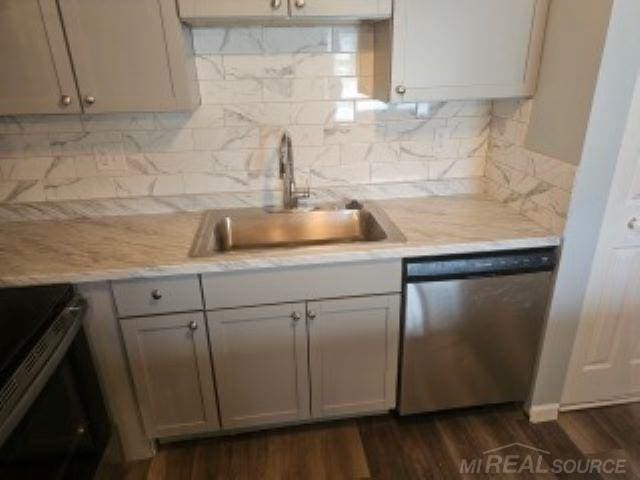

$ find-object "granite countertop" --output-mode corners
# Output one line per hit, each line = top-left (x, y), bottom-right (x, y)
(0, 195), (560, 287)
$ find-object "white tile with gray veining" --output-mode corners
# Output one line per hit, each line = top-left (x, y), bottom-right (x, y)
(0, 25), (491, 205)
(486, 99), (578, 234)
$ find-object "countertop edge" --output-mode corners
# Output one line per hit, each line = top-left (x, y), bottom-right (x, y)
(0, 235), (561, 288)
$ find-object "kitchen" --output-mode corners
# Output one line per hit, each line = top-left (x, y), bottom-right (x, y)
(0, 0), (639, 478)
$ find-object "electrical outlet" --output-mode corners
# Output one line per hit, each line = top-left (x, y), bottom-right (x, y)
(93, 143), (127, 172)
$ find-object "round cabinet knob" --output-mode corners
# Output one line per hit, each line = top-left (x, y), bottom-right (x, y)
(151, 289), (162, 300)
(84, 95), (96, 105)
(629, 217), (639, 230)
(395, 85), (407, 95)
(188, 320), (198, 331)
(291, 312), (301, 322)
(60, 95), (72, 107)
(271, 0), (282, 8)
(295, 0), (305, 8)
(307, 310), (317, 320)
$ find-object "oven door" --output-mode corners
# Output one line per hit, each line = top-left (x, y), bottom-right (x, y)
(0, 300), (110, 480)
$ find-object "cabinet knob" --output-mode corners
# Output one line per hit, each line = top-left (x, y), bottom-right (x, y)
(271, 0), (282, 8)
(307, 310), (316, 320)
(295, 0), (305, 8)
(60, 95), (72, 106)
(291, 312), (301, 323)
(188, 320), (198, 331)
(629, 217), (639, 231)
(151, 289), (162, 300)
(84, 95), (96, 105)
(395, 85), (407, 95)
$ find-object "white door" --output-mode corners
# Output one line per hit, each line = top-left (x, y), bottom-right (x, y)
(207, 303), (310, 429)
(120, 313), (220, 438)
(563, 71), (640, 405)
(307, 295), (400, 418)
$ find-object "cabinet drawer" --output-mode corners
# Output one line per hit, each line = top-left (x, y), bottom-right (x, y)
(112, 275), (202, 317)
(202, 260), (401, 310)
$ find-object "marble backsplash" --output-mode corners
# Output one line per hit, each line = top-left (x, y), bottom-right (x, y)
(486, 99), (577, 234)
(0, 25), (491, 205)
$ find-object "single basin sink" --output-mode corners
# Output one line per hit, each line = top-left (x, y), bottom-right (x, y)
(190, 202), (406, 256)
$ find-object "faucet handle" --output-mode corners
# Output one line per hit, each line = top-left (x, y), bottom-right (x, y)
(295, 180), (311, 199)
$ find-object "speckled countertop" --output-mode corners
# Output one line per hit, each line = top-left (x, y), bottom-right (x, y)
(0, 195), (560, 287)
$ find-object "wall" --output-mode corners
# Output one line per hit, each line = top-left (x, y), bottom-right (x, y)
(525, 0), (613, 165)
(528, 0), (640, 418)
(486, 99), (578, 235)
(0, 25), (490, 205)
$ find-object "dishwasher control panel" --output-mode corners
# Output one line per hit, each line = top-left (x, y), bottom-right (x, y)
(405, 247), (557, 281)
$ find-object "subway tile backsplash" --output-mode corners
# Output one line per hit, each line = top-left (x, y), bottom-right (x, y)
(0, 25), (490, 204)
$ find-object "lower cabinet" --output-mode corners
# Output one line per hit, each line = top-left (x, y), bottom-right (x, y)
(207, 303), (310, 429)
(119, 286), (401, 437)
(207, 294), (400, 429)
(308, 295), (400, 418)
(120, 313), (220, 438)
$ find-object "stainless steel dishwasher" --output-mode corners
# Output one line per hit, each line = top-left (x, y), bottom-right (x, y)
(398, 248), (556, 415)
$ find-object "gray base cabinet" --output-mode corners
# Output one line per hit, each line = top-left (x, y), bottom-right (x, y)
(208, 303), (310, 429)
(115, 262), (402, 440)
(120, 313), (220, 438)
(308, 295), (399, 418)
(208, 294), (400, 430)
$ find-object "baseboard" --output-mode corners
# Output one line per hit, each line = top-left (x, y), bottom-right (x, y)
(526, 403), (560, 423)
(560, 394), (640, 412)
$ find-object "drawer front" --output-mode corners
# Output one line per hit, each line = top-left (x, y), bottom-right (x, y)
(112, 275), (202, 317)
(202, 260), (402, 310)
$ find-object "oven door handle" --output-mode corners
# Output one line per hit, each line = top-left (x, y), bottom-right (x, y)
(0, 296), (86, 446)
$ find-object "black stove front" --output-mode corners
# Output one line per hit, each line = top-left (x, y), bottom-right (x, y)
(0, 285), (111, 480)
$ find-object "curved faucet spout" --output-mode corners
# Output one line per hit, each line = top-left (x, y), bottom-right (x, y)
(278, 131), (310, 209)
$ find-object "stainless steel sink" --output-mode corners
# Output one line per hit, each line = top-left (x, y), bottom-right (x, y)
(190, 202), (406, 256)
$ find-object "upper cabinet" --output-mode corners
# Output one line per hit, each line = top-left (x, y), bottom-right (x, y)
(289, 0), (392, 20)
(375, 0), (550, 102)
(178, 0), (392, 24)
(0, 0), (80, 114)
(0, 0), (198, 115)
(178, 0), (289, 24)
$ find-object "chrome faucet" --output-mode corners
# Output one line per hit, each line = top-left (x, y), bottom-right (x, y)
(278, 131), (310, 209)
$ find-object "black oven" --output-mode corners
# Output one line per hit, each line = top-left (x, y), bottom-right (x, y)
(0, 285), (111, 480)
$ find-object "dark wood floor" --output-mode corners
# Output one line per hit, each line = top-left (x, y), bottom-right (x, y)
(112, 402), (640, 479)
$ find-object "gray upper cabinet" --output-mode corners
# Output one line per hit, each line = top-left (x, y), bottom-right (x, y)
(120, 313), (220, 438)
(178, 0), (289, 23)
(178, 0), (391, 24)
(375, 0), (550, 102)
(289, 0), (392, 20)
(57, 0), (198, 113)
(0, 0), (80, 115)
(0, 0), (198, 115)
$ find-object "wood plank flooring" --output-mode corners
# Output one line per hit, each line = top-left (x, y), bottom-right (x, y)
(112, 402), (640, 479)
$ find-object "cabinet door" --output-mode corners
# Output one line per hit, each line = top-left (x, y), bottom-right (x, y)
(0, 0), (80, 115)
(208, 303), (310, 429)
(389, 0), (549, 101)
(121, 313), (220, 438)
(308, 295), (400, 418)
(289, 0), (391, 19)
(57, 0), (197, 113)
(178, 0), (289, 22)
